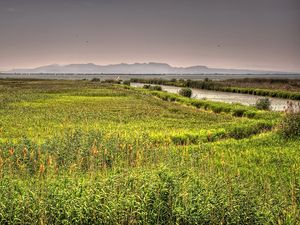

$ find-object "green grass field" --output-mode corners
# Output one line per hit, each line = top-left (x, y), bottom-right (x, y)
(0, 79), (299, 224)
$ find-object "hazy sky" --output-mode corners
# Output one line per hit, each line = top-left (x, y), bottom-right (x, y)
(0, 0), (300, 72)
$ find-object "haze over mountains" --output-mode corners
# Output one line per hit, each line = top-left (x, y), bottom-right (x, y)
(6, 63), (291, 74)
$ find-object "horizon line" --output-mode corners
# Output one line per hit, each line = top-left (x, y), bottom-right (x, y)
(2, 61), (299, 74)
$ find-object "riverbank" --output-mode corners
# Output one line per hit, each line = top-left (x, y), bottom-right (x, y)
(130, 78), (300, 100)
(131, 83), (299, 111)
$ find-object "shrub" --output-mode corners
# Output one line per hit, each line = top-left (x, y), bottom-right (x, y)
(91, 78), (100, 82)
(102, 79), (121, 84)
(179, 88), (192, 98)
(143, 85), (162, 91)
(279, 101), (300, 139)
(123, 80), (130, 86)
(151, 85), (162, 91)
(255, 98), (271, 110)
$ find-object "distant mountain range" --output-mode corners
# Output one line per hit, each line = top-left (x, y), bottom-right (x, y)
(5, 62), (291, 74)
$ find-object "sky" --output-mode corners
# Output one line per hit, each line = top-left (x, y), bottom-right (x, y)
(0, 0), (300, 72)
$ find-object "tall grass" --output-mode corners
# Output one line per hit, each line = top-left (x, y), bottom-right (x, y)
(0, 79), (298, 224)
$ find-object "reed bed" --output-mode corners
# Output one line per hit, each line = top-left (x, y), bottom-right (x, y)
(0, 79), (299, 224)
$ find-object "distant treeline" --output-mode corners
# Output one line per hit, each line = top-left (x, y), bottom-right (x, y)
(130, 78), (300, 100)
(225, 77), (300, 83)
(222, 78), (300, 92)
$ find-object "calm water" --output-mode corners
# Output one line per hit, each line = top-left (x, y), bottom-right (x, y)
(131, 83), (299, 111)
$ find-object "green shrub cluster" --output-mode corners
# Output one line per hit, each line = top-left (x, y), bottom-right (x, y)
(91, 77), (100, 82)
(178, 88), (192, 98)
(279, 101), (300, 139)
(123, 80), (131, 86)
(280, 113), (300, 139)
(255, 98), (271, 110)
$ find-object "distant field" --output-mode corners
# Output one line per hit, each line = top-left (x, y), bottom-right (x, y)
(0, 79), (299, 224)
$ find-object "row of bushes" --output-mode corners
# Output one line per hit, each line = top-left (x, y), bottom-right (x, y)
(91, 78), (121, 84)
(139, 89), (277, 120)
(130, 78), (300, 100)
(220, 86), (300, 100)
(142, 84), (192, 98)
(143, 84), (162, 91)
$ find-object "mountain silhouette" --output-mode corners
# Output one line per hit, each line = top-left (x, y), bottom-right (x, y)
(7, 62), (288, 74)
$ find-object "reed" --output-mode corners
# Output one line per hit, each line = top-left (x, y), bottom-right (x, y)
(0, 79), (298, 224)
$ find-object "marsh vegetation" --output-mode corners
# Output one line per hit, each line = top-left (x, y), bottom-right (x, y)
(0, 79), (299, 224)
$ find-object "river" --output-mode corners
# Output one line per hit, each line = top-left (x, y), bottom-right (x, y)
(131, 83), (299, 111)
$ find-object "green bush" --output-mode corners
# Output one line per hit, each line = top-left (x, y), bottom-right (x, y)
(279, 102), (300, 139)
(101, 79), (121, 84)
(178, 88), (192, 98)
(91, 78), (100, 82)
(255, 98), (271, 110)
(151, 85), (162, 91)
(280, 113), (300, 139)
(123, 80), (130, 86)
(143, 85), (162, 91)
